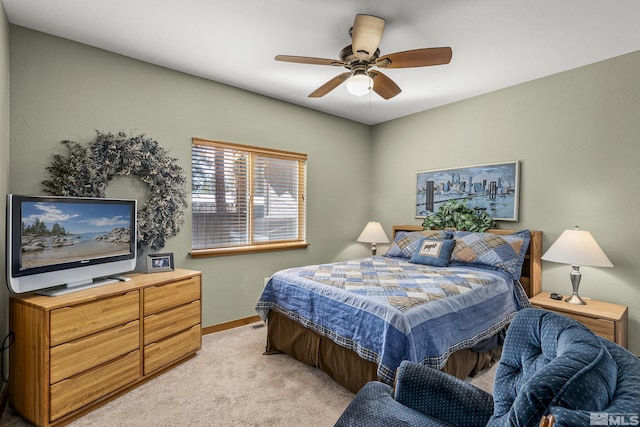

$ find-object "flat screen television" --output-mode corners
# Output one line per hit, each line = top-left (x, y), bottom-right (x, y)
(6, 194), (137, 296)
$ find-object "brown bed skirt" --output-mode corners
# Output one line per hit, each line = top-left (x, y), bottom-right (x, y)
(265, 310), (501, 393)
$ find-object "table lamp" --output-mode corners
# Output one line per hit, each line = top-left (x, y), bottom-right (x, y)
(541, 226), (613, 305)
(357, 221), (390, 256)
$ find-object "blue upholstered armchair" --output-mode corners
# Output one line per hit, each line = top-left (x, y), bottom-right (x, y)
(335, 308), (640, 427)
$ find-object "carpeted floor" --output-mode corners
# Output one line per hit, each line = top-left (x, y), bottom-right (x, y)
(1, 322), (497, 426)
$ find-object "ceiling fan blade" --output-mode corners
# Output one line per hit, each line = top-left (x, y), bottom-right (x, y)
(351, 14), (385, 60)
(369, 70), (401, 100)
(275, 55), (345, 67)
(376, 47), (452, 68)
(308, 72), (351, 98)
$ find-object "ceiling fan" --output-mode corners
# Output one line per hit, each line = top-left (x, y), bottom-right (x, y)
(275, 14), (452, 100)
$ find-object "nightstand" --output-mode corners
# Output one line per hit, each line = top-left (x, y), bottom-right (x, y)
(530, 292), (628, 348)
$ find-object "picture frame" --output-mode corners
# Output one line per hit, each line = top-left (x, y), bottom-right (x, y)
(416, 161), (520, 221)
(146, 253), (174, 273)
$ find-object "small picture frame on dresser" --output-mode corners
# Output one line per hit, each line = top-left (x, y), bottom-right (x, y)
(146, 253), (174, 273)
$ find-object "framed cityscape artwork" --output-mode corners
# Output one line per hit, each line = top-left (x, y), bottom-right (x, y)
(416, 161), (520, 221)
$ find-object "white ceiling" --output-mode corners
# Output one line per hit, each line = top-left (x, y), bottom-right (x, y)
(4, 0), (640, 125)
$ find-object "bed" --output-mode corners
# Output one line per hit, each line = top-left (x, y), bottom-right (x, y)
(255, 226), (542, 393)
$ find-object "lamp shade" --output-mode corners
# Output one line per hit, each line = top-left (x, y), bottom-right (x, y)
(357, 222), (389, 244)
(346, 73), (374, 96)
(542, 227), (613, 267)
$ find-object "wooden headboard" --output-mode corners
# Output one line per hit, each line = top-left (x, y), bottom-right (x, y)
(392, 225), (542, 298)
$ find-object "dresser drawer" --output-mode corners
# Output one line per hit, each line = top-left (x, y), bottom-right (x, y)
(50, 320), (140, 384)
(49, 350), (140, 422)
(144, 324), (201, 375)
(560, 312), (616, 342)
(143, 276), (200, 315)
(50, 291), (139, 346)
(144, 300), (200, 345)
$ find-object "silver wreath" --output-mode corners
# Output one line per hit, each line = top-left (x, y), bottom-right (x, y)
(42, 131), (188, 252)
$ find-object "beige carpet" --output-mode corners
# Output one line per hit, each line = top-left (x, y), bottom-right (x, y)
(2, 322), (497, 426)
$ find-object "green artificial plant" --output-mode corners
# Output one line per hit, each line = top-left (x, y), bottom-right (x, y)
(422, 198), (496, 232)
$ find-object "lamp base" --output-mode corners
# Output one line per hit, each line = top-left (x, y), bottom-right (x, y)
(565, 293), (587, 305)
(565, 265), (586, 304)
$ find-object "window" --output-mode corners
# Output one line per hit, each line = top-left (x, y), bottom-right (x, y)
(191, 138), (307, 256)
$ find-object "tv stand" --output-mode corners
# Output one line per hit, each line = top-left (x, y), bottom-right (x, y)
(35, 277), (119, 297)
(9, 268), (202, 426)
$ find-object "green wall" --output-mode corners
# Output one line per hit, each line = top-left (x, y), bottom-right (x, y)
(7, 26), (372, 329)
(5, 23), (640, 358)
(371, 51), (640, 354)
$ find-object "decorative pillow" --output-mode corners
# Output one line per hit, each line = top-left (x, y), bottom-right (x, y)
(384, 230), (453, 259)
(410, 238), (455, 267)
(448, 230), (531, 280)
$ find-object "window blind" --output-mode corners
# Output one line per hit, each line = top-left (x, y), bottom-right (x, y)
(192, 138), (307, 255)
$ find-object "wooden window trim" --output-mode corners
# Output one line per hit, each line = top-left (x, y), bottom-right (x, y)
(191, 241), (310, 258)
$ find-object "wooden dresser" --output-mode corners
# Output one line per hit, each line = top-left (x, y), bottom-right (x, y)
(9, 268), (202, 427)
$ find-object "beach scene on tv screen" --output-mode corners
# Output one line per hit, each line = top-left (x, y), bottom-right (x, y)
(20, 201), (132, 269)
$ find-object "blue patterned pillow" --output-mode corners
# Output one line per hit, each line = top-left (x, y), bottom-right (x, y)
(449, 230), (530, 280)
(410, 238), (455, 267)
(384, 230), (453, 259)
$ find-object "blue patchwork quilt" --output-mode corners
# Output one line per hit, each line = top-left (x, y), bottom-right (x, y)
(255, 255), (530, 384)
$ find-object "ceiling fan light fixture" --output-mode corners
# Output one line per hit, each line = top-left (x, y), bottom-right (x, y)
(346, 72), (374, 96)
(276, 14), (451, 100)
